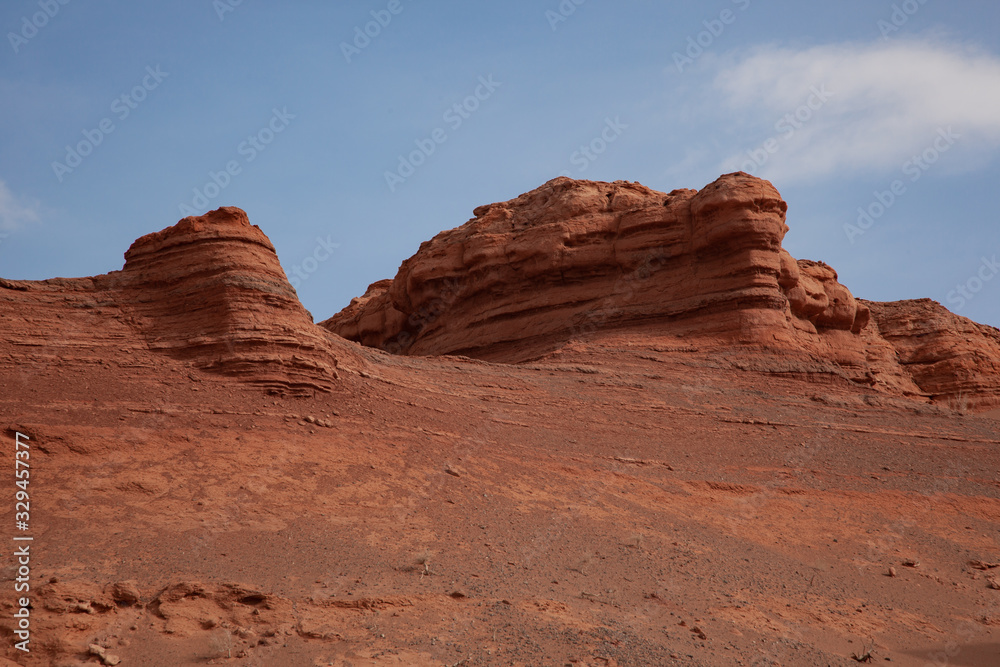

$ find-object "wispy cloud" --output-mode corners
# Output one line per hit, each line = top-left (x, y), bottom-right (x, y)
(711, 39), (1000, 183)
(0, 181), (40, 232)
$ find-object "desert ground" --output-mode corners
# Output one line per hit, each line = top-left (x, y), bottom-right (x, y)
(2, 174), (999, 666)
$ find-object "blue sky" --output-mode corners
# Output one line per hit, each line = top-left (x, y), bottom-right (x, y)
(2, 0), (999, 328)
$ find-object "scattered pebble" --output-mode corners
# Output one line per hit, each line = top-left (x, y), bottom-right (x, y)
(89, 644), (121, 666)
(969, 560), (1000, 570)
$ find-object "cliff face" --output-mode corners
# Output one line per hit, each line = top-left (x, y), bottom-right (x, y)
(2, 178), (997, 411)
(0, 207), (341, 396)
(4, 180), (1000, 666)
(322, 173), (1000, 411)
(868, 299), (1000, 412)
(321, 174), (869, 356)
(117, 207), (340, 394)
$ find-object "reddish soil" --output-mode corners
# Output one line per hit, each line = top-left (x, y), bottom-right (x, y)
(1, 175), (999, 666)
(3, 330), (999, 666)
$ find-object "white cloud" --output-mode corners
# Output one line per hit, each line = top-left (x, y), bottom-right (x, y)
(0, 181), (40, 232)
(711, 39), (1000, 183)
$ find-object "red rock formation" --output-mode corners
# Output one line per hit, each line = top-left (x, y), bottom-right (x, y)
(323, 174), (796, 357)
(780, 254), (869, 334)
(868, 299), (1000, 411)
(0, 207), (342, 396)
(2, 180), (996, 413)
(4, 180), (1000, 665)
(117, 207), (340, 394)
(322, 173), (1000, 411)
(324, 173), (878, 357)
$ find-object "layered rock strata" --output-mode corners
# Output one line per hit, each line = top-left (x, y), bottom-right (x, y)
(321, 174), (871, 354)
(322, 173), (1000, 410)
(0, 207), (340, 395)
(868, 299), (1000, 412)
(117, 207), (339, 394)
(2, 179), (997, 411)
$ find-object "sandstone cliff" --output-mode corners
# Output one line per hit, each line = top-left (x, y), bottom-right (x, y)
(4, 180), (1000, 666)
(0, 207), (341, 396)
(3, 177), (997, 411)
(321, 174), (864, 357)
(322, 173), (1000, 411)
(869, 298), (1000, 412)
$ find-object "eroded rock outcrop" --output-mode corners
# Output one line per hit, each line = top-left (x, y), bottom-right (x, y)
(868, 299), (1000, 412)
(322, 173), (875, 354)
(322, 173), (1000, 411)
(780, 254), (869, 334)
(117, 207), (339, 394)
(2, 179), (997, 411)
(0, 207), (341, 395)
(323, 174), (796, 356)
